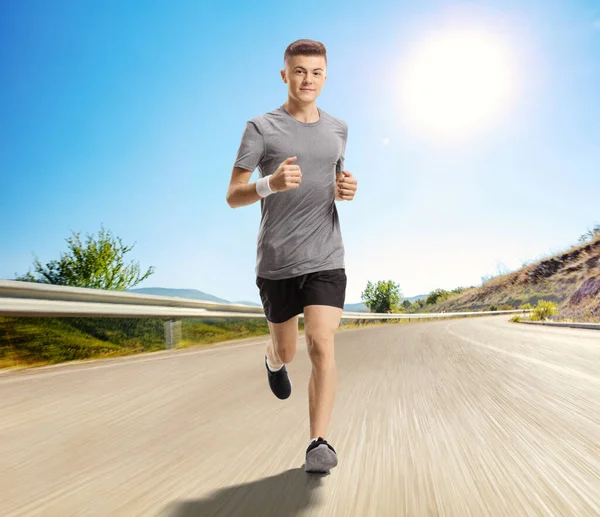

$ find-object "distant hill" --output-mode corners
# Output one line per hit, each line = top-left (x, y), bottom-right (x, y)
(127, 287), (231, 305)
(404, 294), (428, 303)
(129, 288), (264, 307)
(343, 302), (368, 312)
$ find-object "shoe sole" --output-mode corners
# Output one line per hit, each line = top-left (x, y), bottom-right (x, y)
(304, 444), (338, 473)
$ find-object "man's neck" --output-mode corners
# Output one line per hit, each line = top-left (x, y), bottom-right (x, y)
(283, 99), (320, 123)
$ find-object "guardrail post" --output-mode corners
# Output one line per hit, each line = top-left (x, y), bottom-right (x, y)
(164, 319), (181, 349)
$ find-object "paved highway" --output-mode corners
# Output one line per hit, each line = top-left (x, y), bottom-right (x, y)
(1, 316), (599, 516)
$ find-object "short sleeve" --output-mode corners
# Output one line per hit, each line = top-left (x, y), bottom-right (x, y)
(335, 123), (348, 174)
(234, 120), (265, 172)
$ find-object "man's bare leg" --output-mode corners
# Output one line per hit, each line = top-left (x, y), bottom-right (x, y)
(303, 305), (342, 440)
(265, 315), (299, 368)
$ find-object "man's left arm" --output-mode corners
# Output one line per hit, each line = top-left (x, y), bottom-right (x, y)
(335, 170), (358, 201)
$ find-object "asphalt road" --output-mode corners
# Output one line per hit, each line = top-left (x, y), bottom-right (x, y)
(1, 316), (599, 516)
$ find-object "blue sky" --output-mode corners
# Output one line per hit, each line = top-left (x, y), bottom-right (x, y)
(1, 0), (599, 304)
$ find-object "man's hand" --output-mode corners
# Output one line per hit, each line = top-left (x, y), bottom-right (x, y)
(269, 157), (302, 193)
(336, 170), (357, 201)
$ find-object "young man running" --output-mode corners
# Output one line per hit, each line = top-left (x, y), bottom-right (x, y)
(226, 39), (358, 473)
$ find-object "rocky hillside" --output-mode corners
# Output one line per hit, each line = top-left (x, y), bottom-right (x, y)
(434, 236), (600, 322)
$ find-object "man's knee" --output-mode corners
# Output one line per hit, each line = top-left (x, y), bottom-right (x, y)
(268, 316), (299, 364)
(271, 337), (297, 364)
(306, 332), (334, 367)
(277, 344), (296, 364)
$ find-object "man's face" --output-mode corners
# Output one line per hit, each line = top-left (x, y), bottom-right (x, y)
(281, 54), (327, 103)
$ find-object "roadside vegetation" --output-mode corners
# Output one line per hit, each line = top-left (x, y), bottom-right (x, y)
(3, 225), (598, 369)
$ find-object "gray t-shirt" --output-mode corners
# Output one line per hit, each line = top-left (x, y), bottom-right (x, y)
(234, 105), (348, 280)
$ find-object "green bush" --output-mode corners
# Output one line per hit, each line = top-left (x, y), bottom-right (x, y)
(531, 300), (558, 321)
(510, 315), (521, 323)
(520, 303), (533, 310)
(426, 289), (451, 305)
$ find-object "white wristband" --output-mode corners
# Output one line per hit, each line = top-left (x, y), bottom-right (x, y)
(256, 175), (274, 198)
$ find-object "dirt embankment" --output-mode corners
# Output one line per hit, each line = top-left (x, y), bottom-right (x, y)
(437, 238), (600, 322)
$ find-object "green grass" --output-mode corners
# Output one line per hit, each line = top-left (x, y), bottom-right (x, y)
(179, 318), (272, 347)
(0, 317), (275, 369)
(0, 317), (166, 369)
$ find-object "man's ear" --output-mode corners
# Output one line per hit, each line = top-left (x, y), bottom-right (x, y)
(280, 69), (287, 83)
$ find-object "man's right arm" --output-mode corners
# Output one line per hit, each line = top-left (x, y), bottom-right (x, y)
(226, 167), (261, 208)
(226, 158), (302, 208)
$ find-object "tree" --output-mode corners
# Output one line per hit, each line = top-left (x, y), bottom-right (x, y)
(17, 226), (154, 291)
(402, 299), (412, 310)
(361, 280), (402, 313)
(425, 288), (450, 305)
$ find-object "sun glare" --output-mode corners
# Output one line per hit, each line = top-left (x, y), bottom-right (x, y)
(401, 30), (514, 137)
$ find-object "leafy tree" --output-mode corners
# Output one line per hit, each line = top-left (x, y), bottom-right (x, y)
(361, 280), (402, 313)
(402, 299), (412, 310)
(425, 288), (450, 305)
(17, 226), (154, 291)
(413, 299), (425, 310)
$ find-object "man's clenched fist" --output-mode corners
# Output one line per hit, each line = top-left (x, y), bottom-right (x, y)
(336, 170), (357, 201)
(269, 157), (302, 192)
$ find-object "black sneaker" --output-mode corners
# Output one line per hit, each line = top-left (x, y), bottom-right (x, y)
(265, 356), (292, 400)
(304, 437), (338, 473)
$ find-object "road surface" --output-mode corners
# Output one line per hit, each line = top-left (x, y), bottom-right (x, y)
(1, 316), (599, 516)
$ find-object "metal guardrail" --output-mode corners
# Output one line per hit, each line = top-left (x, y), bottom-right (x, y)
(0, 280), (530, 347)
(0, 280), (265, 318)
(520, 320), (600, 331)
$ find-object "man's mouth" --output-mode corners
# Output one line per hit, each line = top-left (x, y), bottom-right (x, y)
(300, 88), (315, 92)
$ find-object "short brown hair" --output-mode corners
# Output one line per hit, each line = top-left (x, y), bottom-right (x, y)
(284, 39), (327, 64)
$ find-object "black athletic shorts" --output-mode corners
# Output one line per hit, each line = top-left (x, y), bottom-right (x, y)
(256, 268), (347, 323)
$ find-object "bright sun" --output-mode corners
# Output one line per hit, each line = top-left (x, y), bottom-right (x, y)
(401, 30), (514, 137)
